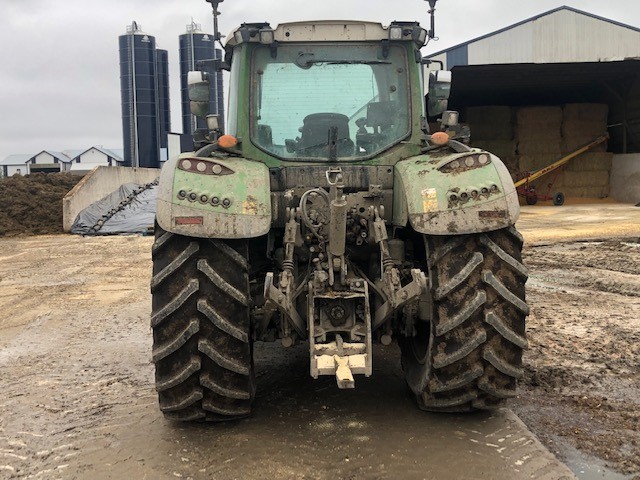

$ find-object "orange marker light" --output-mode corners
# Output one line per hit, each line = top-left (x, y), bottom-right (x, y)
(431, 131), (449, 146)
(218, 135), (238, 149)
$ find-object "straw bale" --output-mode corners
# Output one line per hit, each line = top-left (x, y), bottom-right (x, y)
(518, 155), (559, 172)
(472, 140), (517, 158)
(563, 170), (610, 188)
(467, 106), (514, 140)
(529, 171), (566, 190)
(470, 124), (514, 140)
(517, 139), (562, 155)
(563, 103), (609, 124)
(498, 155), (519, 174)
(562, 121), (608, 138)
(561, 186), (609, 198)
(560, 186), (588, 198)
(518, 156), (536, 172)
(467, 106), (513, 125)
(566, 153), (613, 172)
(562, 135), (608, 154)
(517, 130), (562, 143)
(553, 173), (566, 188)
(516, 118), (562, 142)
(516, 106), (563, 127)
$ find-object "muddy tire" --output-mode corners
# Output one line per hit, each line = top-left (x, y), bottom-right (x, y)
(150, 223), (254, 421)
(401, 227), (529, 412)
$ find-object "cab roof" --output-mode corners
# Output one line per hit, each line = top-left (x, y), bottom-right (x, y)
(225, 20), (394, 47)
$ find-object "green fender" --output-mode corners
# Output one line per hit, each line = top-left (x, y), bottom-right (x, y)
(156, 154), (271, 239)
(392, 151), (520, 235)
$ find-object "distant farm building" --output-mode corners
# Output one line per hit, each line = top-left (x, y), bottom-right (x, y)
(1, 147), (124, 177)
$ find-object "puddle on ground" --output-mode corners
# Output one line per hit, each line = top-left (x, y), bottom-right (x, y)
(562, 443), (634, 480)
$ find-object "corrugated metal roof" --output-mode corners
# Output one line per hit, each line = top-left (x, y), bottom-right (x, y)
(63, 149), (84, 159)
(31, 150), (72, 163)
(0, 154), (32, 166)
(426, 6), (640, 58)
(106, 148), (124, 160)
(71, 146), (124, 162)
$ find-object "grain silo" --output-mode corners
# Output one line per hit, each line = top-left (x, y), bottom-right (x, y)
(119, 21), (161, 168)
(179, 21), (225, 136)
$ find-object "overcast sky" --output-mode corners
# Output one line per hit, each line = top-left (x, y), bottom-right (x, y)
(1, 0), (639, 160)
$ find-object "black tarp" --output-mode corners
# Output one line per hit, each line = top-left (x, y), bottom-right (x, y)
(71, 182), (157, 235)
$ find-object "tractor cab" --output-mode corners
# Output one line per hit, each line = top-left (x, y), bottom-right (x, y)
(190, 20), (431, 164)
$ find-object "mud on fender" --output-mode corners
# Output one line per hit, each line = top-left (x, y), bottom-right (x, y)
(156, 154), (271, 239)
(392, 153), (520, 235)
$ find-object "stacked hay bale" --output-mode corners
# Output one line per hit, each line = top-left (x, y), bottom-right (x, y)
(561, 103), (612, 198)
(466, 106), (518, 175)
(515, 104), (612, 199)
(516, 106), (564, 191)
(461, 103), (612, 201)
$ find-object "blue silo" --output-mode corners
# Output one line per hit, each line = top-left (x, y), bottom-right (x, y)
(179, 21), (225, 136)
(119, 21), (161, 168)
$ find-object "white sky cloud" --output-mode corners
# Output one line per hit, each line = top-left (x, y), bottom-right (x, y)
(1, 0), (639, 159)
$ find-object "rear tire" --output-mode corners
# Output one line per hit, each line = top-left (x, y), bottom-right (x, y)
(400, 227), (529, 412)
(151, 223), (254, 421)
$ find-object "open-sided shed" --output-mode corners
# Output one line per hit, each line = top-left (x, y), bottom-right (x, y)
(425, 6), (640, 202)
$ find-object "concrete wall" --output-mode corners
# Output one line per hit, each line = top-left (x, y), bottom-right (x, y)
(63, 166), (159, 231)
(611, 154), (640, 204)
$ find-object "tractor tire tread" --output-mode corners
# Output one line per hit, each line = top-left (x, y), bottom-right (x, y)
(151, 224), (254, 422)
(151, 241), (199, 292)
(402, 228), (528, 413)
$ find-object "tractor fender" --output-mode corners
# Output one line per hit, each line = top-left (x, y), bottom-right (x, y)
(156, 154), (271, 239)
(392, 151), (520, 235)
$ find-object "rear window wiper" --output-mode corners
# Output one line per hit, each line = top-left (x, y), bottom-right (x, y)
(296, 54), (391, 68)
(324, 60), (392, 65)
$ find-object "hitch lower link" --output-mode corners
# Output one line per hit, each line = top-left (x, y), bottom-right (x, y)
(264, 168), (427, 389)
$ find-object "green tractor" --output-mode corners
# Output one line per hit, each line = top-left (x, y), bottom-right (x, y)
(151, 0), (529, 421)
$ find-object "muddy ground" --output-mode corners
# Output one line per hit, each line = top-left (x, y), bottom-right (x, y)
(0, 204), (638, 479)
(514, 240), (640, 477)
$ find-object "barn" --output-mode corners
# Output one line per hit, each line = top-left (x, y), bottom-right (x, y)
(426, 6), (640, 203)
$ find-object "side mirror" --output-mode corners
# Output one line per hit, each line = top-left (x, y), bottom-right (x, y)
(426, 70), (452, 118)
(188, 71), (211, 118)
